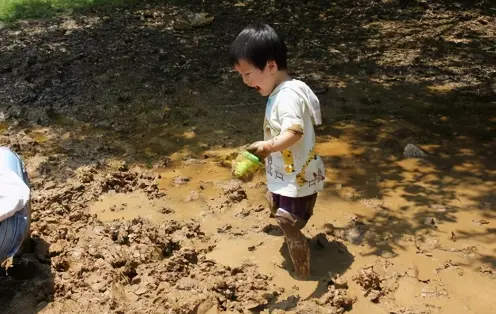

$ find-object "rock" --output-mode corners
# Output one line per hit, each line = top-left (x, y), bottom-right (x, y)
(423, 217), (437, 228)
(269, 295), (299, 311)
(472, 219), (489, 226)
(37, 301), (48, 311)
(173, 176), (191, 185)
(253, 205), (265, 212)
(403, 144), (427, 158)
(197, 298), (220, 314)
(353, 266), (384, 302)
(134, 285), (148, 295)
(366, 289), (381, 302)
(126, 291), (140, 303)
(314, 233), (330, 249)
(160, 207), (175, 214)
(174, 12), (214, 30)
(90, 282), (107, 293)
(346, 227), (364, 244)
(183, 158), (206, 165)
(429, 204), (448, 212)
(176, 277), (199, 291)
(48, 243), (64, 257)
(262, 224), (283, 236)
(185, 190), (200, 202)
(234, 207), (250, 218)
(217, 224), (232, 234)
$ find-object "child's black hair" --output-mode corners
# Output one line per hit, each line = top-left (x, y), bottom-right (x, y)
(228, 23), (287, 71)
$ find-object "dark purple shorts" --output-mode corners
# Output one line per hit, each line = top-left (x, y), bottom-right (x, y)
(270, 192), (318, 223)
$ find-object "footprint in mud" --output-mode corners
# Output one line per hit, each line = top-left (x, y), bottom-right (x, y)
(261, 224), (283, 236)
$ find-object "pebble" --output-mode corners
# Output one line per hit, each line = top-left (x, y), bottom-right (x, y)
(403, 144), (428, 158)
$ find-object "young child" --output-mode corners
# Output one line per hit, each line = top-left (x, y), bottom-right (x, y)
(228, 23), (326, 278)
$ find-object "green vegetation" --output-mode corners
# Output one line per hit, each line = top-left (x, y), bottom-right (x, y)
(0, 0), (136, 22)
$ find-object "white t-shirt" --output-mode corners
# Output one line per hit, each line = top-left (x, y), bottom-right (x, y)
(0, 168), (30, 221)
(263, 79), (326, 197)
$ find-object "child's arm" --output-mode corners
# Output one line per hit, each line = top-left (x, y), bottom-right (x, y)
(247, 130), (302, 159)
(248, 91), (305, 159)
(266, 130), (301, 152)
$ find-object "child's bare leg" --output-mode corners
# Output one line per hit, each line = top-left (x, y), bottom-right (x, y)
(265, 189), (276, 214)
(274, 209), (310, 278)
(266, 192), (316, 278)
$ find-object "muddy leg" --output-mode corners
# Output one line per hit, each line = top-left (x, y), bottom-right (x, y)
(265, 190), (277, 217)
(274, 211), (310, 278)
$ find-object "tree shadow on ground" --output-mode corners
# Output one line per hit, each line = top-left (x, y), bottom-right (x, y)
(0, 237), (54, 314)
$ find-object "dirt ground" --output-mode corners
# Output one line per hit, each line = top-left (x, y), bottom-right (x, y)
(0, 0), (495, 313)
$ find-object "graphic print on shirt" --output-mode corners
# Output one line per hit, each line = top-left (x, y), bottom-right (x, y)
(281, 149), (295, 173)
(296, 147), (317, 187)
(266, 155), (273, 177)
(274, 170), (284, 181)
(309, 168), (325, 187)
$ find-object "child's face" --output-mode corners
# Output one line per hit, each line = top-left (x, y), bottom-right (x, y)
(234, 59), (277, 96)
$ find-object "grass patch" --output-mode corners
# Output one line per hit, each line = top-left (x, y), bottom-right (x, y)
(0, 0), (136, 22)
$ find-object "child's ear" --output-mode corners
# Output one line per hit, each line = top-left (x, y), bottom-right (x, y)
(267, 60), (277, 73)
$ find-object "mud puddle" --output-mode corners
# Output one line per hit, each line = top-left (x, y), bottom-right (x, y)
(0, 118), (493, 314)
(79, 135), (496, 314)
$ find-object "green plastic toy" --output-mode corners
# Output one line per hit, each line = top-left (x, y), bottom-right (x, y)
(232, 151), (263, 181)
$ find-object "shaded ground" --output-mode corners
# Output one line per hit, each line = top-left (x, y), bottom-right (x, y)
(0, 0), (495, 313)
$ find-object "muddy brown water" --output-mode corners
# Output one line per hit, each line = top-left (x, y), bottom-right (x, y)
(83, 138), (495, 313)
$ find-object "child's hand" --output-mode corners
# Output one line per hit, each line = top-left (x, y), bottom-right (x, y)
(246, 141), (271, 160)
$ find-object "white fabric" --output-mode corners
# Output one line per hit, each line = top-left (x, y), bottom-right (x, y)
(279, 79), (322, 126)
(263, 79), (326, 197)
(0, 167), (30, 221)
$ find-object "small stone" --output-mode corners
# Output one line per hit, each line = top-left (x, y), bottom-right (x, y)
(403, 144), (428, 158)
(197, 298), (220, 314)
(48, 243), (64, 257)
(346, 227), (364, 244)
(160, 207), (175, 214)
(134, 285), (148, 295)
(430, 204), (448, 212)
(37, 301), (48, 311)
(472, 219), (490, 226)
(253, 205), (265, 212)
(185, 190), (200, 202)
(90, 282), (107, 293)
(126, 291), (139, 303)
(424, 217), (437, 227)
(217, 224), (232, 233)
(45, 181), (57, 190)
(235, 208), (250, 218)
(314, 233), (330, 249)
(366, 289), (381, 302)
(173, 176), (191, 185)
